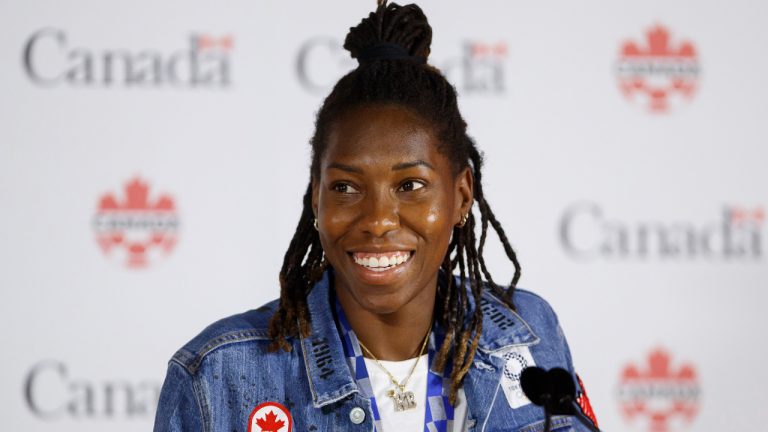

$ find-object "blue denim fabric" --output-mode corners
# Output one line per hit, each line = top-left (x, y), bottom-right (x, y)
(154, 268), (595, 432)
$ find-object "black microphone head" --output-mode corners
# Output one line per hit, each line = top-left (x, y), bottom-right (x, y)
(520, 366), (550, 406)
(550, 368), (576, 398)
(549, 368), (577, 415)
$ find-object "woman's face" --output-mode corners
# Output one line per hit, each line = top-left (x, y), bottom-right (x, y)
(312, 104), (473, 315)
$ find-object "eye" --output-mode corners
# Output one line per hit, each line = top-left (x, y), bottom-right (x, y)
(398, 180), (425, 192)
(332, 182), (360, 194)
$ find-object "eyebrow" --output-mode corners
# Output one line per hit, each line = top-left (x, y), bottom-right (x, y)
(327, 160), (435, 173)
(392, 160), (435, 171)
(327, 163), (363, 174)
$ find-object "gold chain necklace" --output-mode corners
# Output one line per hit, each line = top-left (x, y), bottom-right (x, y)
(357, 323), (432, 412)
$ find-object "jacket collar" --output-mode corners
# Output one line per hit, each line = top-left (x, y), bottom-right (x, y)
(299, 268), (359, 408)
(474, 288), (540, 352)
(434, 270), (540, 354)
(299, 268), (539, 407)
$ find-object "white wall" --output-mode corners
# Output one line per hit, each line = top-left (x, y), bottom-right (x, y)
(1, 1), (766, 430)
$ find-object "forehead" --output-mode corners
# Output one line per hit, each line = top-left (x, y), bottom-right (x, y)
(322, 104), (448, 171)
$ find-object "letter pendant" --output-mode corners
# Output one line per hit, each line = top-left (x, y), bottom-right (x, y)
(387, 388), (417, 411)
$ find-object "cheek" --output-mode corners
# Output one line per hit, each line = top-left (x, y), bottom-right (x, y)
(325, 210), (356, 230)
(424, 204), (446, 231)
(318, 213), (353, 255)
(403, 199), (454, 244)
(317, 193), (356, 237)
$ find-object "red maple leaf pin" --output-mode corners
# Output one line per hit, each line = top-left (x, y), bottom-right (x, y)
(256, 410), (285, 432)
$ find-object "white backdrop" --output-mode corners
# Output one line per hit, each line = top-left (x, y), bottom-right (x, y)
(1, 1), (767, 431)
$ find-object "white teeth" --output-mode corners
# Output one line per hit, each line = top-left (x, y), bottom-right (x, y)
(353, 252), (411, 270)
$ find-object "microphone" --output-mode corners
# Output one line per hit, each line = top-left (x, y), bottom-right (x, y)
(520, 367), (602, 432)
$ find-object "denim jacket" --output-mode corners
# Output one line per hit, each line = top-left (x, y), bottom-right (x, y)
(154, 269), (597, 432)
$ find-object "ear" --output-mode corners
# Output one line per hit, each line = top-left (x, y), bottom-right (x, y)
(455, 166), (474, 224)
(311, 177), (319, 219)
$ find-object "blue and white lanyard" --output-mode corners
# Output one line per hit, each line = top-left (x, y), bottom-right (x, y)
(334, 299), (455, 432)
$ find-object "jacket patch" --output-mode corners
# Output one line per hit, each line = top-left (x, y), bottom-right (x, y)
(493, 346), (535, 409)
(248, 401), (293, 432)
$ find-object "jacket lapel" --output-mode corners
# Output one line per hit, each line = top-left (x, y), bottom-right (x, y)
(299, 269), (359, 408)
(452, 289), (541, 430)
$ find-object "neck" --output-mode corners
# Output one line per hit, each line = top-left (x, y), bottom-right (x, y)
(335, 276), (437, 361)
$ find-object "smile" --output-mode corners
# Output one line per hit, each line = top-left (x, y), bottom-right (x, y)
(351, 251), (411, 272)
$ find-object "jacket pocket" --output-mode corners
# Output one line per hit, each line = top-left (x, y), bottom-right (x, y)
(518, 415), (573, 432)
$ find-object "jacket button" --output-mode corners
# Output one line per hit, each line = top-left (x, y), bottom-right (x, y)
(349, 407), (366, 424)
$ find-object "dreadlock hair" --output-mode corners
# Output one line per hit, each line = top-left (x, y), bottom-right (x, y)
(268, 0), (522, 404)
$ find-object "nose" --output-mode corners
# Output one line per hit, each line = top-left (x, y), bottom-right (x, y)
(359, 189), (399, 237)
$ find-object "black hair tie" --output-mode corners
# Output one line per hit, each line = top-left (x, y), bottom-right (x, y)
(357, 42), (427, 65)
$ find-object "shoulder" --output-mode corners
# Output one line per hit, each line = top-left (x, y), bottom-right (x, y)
(509, 287), (562, 327)
(472, 279), (562, 331)
(168, 298), (282, 375)
(472, 281), (567, 351)
(508, 287), (567, 342)
(449, 274), (560, 328)
(480, 284), (557, 316)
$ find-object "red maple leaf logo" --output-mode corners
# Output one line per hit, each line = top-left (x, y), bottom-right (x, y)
(618, 348), (700, 432)
(195, 34), (234, 51)
(730, 206), (765, 223)
(470, 42), (507, 58)
(98, 178), (175, 212)
(93, 177), (178, 268)
(256, 410), (285, 432)
(617, 24), (699, 113)
(621, 25), (696, 58)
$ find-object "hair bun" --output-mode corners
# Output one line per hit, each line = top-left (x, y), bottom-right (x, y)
(343, 1), (432, 64)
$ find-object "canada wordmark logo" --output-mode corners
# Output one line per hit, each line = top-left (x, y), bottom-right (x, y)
(560, 202), (765, 261)
(24, 29), (232, 88)
(296, 37), (506, 95)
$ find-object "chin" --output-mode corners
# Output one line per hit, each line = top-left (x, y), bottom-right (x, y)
(331, 256), (436, 315)
(347, 283), (413, 315)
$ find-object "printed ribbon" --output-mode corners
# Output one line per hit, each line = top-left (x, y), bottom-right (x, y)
(334, 298), (455, 432)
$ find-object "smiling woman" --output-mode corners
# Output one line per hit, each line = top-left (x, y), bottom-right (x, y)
(315, 104), (469, 319)
(153, 2), (597, 432)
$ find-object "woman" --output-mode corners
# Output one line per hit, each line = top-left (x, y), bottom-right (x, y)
(154, 2), (598, 431)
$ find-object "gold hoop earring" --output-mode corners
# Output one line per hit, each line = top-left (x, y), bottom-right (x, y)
(457, 213), (469, 228)
(313, 218), (319, 231)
